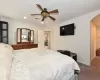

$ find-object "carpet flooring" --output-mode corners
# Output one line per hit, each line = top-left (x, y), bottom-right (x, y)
(78, 63), (100, 80)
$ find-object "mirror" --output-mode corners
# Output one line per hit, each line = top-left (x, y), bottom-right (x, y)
(17, 28), (34, 44)
(22, 29), (30, 42)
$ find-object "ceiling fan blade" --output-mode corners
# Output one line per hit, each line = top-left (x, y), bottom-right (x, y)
(42, 17), (45, 21)
(49, 9), (59, 14)
(31, 14), (41, 16)
(49, 16), (56, 21)
(36, 4), (43, 11)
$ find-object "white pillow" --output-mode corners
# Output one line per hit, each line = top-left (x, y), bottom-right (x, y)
(0, 43), (13, 53)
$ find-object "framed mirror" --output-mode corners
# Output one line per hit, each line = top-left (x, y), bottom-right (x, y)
(17, 28), (34, 44)
(21, 28), (30, 42)
(17, 28), (21, 43)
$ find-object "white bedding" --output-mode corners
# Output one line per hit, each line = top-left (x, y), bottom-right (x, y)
(10, 49), (80, 80)
(0, 43), (13, 80)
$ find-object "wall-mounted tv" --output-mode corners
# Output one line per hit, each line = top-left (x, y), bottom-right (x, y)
(60, 23), (75, 36)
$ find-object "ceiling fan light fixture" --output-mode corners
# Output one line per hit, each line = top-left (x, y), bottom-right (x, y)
(31, 4), (59, 22)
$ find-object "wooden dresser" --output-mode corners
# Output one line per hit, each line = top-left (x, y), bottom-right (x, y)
(11, 44), (38, 50)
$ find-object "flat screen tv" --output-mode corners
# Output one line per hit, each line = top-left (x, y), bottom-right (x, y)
(60, 23), (75, 36)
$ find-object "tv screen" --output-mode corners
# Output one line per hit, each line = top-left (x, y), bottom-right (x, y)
(60, 23), (75, 36)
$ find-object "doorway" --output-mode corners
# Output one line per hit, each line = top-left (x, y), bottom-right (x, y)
(44, 31), (51, 49)
(90, 14), (100, 68)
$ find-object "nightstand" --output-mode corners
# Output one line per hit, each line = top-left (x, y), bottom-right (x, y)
(70, 53), (77, 62)
(57, 50), (71, 56)
(57, 50), (77, 62)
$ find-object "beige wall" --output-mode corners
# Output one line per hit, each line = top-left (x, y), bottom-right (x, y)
(92, 14), (100, 27)
(96, 26), (100, 49)
(50, 10), (100, 65)
(0, 17), (42, 44)
(90, 22), (96, 61)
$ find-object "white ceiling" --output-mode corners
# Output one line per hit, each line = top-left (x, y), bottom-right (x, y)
(0, 0), (100, 24)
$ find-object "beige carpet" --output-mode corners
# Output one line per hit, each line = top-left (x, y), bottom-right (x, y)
(78, 63), (100, 80)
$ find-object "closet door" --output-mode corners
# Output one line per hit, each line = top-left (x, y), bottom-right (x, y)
(0, 21), (8, 44)
(38, 30), (45, 49)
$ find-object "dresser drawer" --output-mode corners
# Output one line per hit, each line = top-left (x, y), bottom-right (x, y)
(11, 44), (38, 50)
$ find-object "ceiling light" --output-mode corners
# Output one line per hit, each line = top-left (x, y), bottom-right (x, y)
(41, 21), (44, 24)
(24, 17), (27, 19)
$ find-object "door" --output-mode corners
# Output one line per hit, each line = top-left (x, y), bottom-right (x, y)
(38, 30), (45, 49)
(44, 31), (51, 49)
(0, 21), (8, 44)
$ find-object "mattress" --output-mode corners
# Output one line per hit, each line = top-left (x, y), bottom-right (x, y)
(10, 49), (80, 80)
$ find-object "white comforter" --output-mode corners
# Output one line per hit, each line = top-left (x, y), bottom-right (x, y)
(10, 49), (80, 80)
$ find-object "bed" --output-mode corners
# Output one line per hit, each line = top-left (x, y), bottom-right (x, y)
(0, 44), (80, 80)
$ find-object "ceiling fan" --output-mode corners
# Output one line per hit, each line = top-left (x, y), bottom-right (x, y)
(31, 4), (59, 21)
